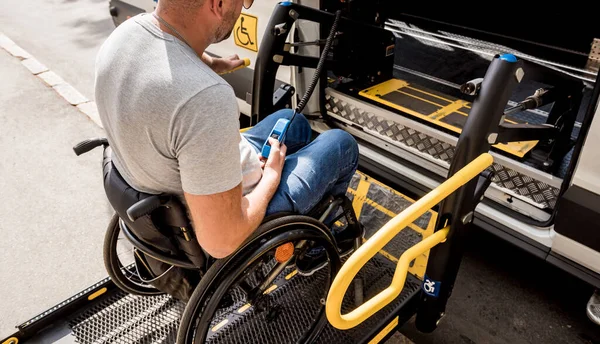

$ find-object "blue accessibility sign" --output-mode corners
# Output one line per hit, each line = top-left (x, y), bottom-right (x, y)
(422, 275), (441, 297)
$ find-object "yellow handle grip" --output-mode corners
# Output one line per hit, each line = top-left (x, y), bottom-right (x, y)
(325, 153), (494, 330)
(219, 58), (251, 75)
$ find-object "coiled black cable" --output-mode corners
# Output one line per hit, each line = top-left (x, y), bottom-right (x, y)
(294, 10), (342, 116)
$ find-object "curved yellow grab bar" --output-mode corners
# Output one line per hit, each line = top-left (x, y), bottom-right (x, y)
(326, 153), (494, 330)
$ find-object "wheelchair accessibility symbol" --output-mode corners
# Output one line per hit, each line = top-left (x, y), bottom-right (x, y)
(422, 275), (441, 297)
(234, 13), (258, 52)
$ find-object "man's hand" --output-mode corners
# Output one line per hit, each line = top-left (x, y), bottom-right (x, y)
(261, 137), (287, 186)
(202, 53), (246, 74)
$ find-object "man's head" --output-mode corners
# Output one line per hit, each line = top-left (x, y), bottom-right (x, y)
(158, 0), (246, 44)
(212, 0), (240, 43)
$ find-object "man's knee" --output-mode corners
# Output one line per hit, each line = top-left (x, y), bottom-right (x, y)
(322, 129), (358, 159)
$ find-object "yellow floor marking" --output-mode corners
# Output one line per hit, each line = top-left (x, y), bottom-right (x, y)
(361, 78), (408, 95)
(358, 79), (537, 158)
(263, 285), (278, 294)
(404, 85), (453, 103)
(87, 287), (107, 301)
(211, 319), (229, 332)
(368, 316), (399, 344)
(429, 100), (469, 120)
(396, 89), (444, 108)
(407, 223), (427, 234)
(348, 171), (440, 280)
(363, 232), (427, 279)
(361, 91), (459, 133)
(352, 178), (371, 220)
(368, 238), (399, 263)
(348, 188), (426, 234)
(285, 270), (298, 280)
(238, 303), (251, 313)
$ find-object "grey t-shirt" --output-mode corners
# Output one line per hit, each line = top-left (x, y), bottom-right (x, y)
(95, 14), (262, 196)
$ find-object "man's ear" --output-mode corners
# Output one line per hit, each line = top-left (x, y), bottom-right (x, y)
(208, 0), (224, 17)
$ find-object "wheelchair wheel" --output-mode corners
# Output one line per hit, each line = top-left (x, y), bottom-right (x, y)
(177, 215), (341, 344)
(103, 214), (164, 296)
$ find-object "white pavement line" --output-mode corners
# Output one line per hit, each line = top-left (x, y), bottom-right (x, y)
(53, 84), (89, 106)
(22, 58), (49, 75)
(0, 33), (31, 59)
(37, 71), (65, 87)
(77, 102), (104, 129)
(0, 31), (103, 129)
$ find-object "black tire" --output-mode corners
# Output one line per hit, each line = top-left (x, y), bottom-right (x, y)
(176, 215), (341, 344)
(103, 214), (164, 296)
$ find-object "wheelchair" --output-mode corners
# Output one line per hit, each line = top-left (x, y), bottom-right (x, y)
(73, 137), (364, 344)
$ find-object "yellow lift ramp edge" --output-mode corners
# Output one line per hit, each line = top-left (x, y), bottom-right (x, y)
(326, 153), (494, 330)
(359, 79), (537, 158)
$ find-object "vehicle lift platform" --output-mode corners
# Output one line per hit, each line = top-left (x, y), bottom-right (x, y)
(2, 172), (434, 344)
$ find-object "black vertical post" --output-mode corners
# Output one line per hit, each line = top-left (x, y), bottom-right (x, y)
(251, 2), (296, 124)
(251, 3), (337, 124)
(415, 54), (523, 332)
(546, 82), (583, 173)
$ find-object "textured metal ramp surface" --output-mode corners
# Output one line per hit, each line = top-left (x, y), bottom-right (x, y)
(358, 78), (537, 158)
(326, 91), (561, 210)
(65, 171), (433, 344)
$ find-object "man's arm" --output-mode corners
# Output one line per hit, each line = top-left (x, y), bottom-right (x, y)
(184, 138), (287, 258)
(201, 53), (245, 74)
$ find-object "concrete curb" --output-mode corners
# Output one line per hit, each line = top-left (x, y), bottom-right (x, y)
(0, 32), (103, 129)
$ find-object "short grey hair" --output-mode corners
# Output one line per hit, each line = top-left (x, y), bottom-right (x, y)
(159, 0), (206, 12)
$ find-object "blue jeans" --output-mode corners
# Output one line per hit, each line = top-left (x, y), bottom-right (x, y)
(242, 109), (359, 216)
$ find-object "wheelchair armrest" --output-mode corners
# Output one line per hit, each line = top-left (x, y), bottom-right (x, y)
(127, 195), (168, 222)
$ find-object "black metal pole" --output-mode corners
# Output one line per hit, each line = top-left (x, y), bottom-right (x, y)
(250, 2), (338, 124)
(415, 54), (523, 332)
(251, 2), (294, 124)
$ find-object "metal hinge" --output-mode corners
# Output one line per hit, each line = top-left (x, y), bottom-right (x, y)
(585, 38), (600, 73)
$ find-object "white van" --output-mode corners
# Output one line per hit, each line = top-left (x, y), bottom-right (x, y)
(107, 0), (600, 323)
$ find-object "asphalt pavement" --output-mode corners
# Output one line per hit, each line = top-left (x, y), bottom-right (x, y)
(0, 1), (599, 343)
(0, 47), (111, 336)
(0, 0), (114, 101)
(399, 229), (600, 344)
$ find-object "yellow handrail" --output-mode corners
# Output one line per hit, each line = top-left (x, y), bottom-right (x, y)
(326, 153), (494, 330)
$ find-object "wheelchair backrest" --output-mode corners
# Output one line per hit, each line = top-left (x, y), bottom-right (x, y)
(102, 147), (206, 268)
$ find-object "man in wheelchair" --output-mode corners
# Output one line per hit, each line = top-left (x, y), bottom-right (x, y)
(94, 0), (360, 277)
